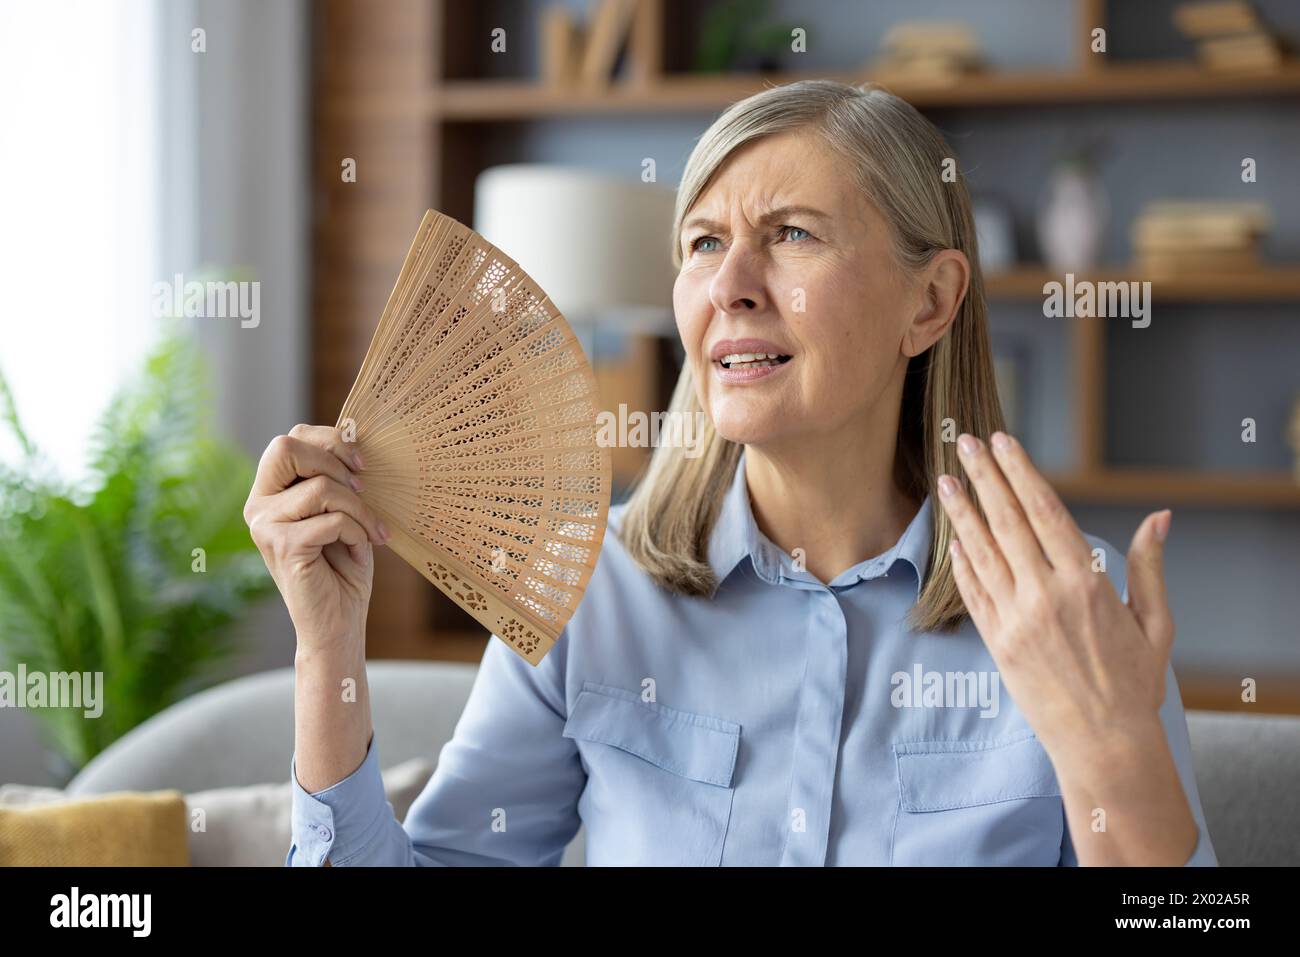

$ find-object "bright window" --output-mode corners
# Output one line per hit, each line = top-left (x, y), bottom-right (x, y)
(0, 0), (160, 482)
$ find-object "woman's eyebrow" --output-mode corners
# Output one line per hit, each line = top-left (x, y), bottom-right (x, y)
(682, 205), (832, 235)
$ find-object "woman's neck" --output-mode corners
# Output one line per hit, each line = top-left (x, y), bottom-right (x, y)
(743, 413), (921, 585)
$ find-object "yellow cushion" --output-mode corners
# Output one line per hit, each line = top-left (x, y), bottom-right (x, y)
(0, 790), (190, 866)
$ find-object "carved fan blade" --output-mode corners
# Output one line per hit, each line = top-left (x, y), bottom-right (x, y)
(337, 210), (612, 665)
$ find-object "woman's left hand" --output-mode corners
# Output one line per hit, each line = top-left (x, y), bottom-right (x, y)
(936, 431), (1197, 864)
(937, 431), (1172, 757)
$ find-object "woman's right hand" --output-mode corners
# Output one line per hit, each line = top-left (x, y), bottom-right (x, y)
(243, 424), (390, 652)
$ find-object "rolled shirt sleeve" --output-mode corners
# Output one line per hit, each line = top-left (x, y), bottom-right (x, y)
(286, 629), (586, 867)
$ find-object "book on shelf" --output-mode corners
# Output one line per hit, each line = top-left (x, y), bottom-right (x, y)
(868, 19), (985, 85)
(1131, 200), (1271, 274)
(1173, 0), (1261, 38)
(1173, 0), (1287, 71)
(578, 0), (640, 89)
(1136, 248), (1263, 275)
(541, 0), (642, 89)
(541, 5), (581, 87)
(1198, 32), (1283, 70)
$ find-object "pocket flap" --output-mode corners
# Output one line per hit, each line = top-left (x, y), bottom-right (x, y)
(894, 733), (1061, 812)
(563, 682), (740, 787)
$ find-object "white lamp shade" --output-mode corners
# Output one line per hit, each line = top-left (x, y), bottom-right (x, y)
(473, 165), (677, 325)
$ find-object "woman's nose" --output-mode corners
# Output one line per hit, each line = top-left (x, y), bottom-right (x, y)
(708, 246), (767, 315)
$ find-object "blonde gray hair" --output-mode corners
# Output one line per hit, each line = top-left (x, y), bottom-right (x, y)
(619, 79), (1004, 632)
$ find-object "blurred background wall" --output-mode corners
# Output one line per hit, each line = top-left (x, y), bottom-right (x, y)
(1, 0), (1297, 785)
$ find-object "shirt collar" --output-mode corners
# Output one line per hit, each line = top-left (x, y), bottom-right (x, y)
(706, 448), (933, 597)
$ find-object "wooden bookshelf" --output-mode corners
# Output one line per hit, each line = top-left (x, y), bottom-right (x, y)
(312, 0), (1300, 676)
(1048, 470), (1300, 507)
(1177, 671), (1300, 716)
(450, 61), (1300, 117)
(323, 61), (1300, 120)
(986, 265), (1300, 301)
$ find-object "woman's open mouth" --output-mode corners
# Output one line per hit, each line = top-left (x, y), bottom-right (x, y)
(717, 352), (792, 370)
(713, 351), (793, 382)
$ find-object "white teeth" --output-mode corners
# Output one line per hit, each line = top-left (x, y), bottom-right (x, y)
(720, 354), (787, 370)
(721, 351), (786, 365)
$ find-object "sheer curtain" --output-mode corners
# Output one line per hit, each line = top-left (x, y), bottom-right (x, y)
(0, 0), (160, 481)
(0, 0), (309, 784)
(0, 0), (309, 477)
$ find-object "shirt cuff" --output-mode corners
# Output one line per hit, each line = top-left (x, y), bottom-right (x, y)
(287, 733), (389, 867)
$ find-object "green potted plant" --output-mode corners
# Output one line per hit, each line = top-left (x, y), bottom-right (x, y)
(0, 332), (274, 784)
(693, 0), (797, 73)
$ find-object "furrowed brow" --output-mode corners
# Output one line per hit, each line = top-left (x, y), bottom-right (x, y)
(681, 205), (831, 236)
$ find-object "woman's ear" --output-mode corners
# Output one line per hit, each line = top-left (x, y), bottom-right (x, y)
(902, 249), (969, 358)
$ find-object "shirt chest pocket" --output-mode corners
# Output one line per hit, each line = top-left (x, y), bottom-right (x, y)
(562, 682), (740, 866)
(890, 733), (1064, 866)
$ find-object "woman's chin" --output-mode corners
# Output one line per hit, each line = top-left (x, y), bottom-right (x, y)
(710, 411), (799, 448)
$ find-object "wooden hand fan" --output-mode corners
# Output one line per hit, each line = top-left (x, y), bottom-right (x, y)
(337, 209), (612, 666)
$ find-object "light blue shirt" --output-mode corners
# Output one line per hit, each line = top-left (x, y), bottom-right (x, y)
(288, 450), (1217, 866)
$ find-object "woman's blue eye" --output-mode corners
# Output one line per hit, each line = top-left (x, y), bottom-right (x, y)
(689, 228), (808, 253)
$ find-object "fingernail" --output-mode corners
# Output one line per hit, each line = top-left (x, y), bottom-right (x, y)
(938, 474), (957, 497)
(991, 432), (1010, 451)
(349, 475), (363, 492)
(1156, 510), (1172, 542)
(378, 521), (390, 541)
(352, 451), (365, 470)
(359, 546), (371, 566)
(958, 434), (978, 456)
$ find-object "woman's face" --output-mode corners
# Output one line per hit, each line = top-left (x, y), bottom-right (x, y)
(673, 129), (933, 449)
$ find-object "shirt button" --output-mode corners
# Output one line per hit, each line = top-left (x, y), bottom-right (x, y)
(316, 824), (333, 841)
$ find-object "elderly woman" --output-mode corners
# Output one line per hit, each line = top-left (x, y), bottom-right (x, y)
(244, 79), (1216, 866)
